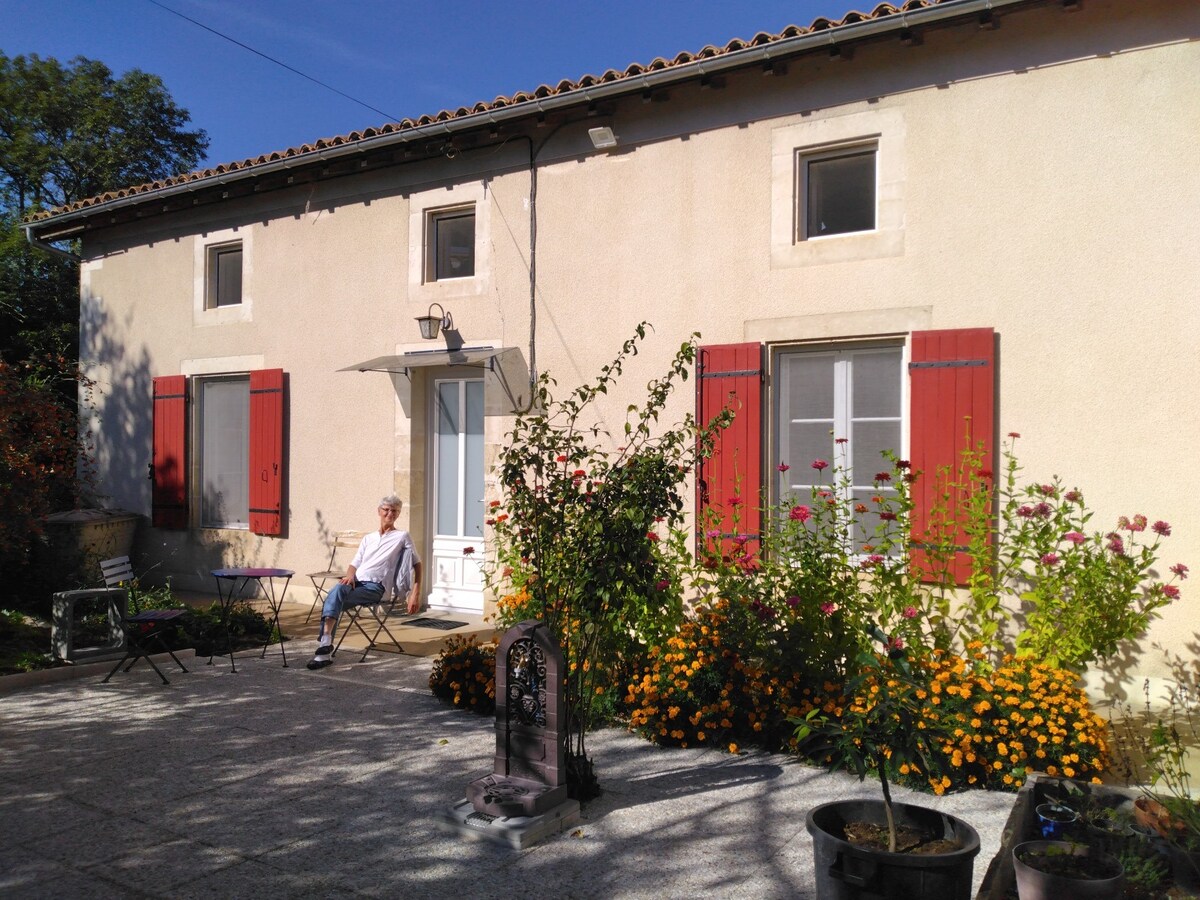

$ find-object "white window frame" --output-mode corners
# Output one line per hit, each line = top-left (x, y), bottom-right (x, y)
(205, 241), (244, 309)
(771, 108), (905, 268)
(426, 205), (477, 282)
(798, 142), (878, 241)
(773, 341), (905, 550)
(194, 372), (251, 531)
(193, 227), (252, 325)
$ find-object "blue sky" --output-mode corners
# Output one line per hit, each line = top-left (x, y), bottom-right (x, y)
(3, 0), (853, 168)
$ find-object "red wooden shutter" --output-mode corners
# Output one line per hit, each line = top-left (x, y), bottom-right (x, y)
(909, 328), (995, 584)
(249, 368), (285, 536)
(696, 343), (764, 554)
(152, 375), (188, 529)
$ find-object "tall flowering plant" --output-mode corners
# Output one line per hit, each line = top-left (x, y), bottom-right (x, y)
(485, 324), (730, 799)
(985, 436), (1186, 670)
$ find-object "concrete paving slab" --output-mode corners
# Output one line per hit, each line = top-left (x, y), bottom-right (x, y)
(0, 649), (1017, 899)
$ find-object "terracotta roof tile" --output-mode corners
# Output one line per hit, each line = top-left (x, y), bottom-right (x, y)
(30, 0), (973, 222)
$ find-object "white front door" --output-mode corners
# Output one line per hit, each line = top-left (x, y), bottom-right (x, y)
(428, 378), (485, 612)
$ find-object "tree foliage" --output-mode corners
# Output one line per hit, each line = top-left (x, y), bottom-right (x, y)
(0, 51), (208, 362)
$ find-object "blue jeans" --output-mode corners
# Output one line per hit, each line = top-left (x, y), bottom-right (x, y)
(321, 581), (384, 620)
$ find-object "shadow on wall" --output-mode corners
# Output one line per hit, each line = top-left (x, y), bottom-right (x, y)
(79, 287), (286, 596)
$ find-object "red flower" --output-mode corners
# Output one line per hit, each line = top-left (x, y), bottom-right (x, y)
(573, 469), (587, 477)
(820, 601), (838, 615)
(835, 437), (849, 445)
(728, 496), (742, 507)
(1153, 520), (1172, 536)
(902, 606), (918, 619)
(463, 546), (476, 556)
(1107, 533), (1125, 555)
(1163, 584), (1181, 600)
(789, 505), (812, 523)
(777, 461), (790, 472)
(1171, 563), (1189, 580)
(556, 455), (568, 463)
(655, 578), (670, 591)
(879, 512), (897, 521)
(1008, 431), (1021, 439)
(646, 531), (660, 542)
(811, 459), (829, 471)
(854, 504), (868, 514)
(489, 500), (502, 508)
(1039, 484), (1057, 497)
(786, 595), (800, 608)
(875, 472), (892, 482)
(1065, 490), (1082, 503)
(1041, 553), (1060, 567)
(1064, 531), (1086, 544)
(896, 460), (911, 470)
(496, 514), (509, 523)
(976, 469), (994, 480)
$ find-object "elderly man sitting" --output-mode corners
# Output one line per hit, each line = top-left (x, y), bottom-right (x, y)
(307, 494), (421, 670)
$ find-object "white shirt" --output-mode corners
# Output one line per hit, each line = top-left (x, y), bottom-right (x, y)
(351, 529), (417, 585)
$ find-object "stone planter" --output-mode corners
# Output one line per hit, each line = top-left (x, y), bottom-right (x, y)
(41, 509), (141, 583)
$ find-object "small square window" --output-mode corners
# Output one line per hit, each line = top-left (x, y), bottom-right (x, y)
(427, 207), (475, 281)
(800, 146), (877, 240)
(206, 242), (243, 308)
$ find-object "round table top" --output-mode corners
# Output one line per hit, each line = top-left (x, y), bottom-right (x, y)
(211, 567), (295, 579)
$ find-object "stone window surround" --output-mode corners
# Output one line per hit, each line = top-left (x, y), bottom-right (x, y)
(771, 107), (906, 268)
(407, 180), (491, 302)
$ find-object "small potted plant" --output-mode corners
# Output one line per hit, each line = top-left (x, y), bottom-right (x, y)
(1011, 839), (1123, 899)
(795, 628), (980, 899)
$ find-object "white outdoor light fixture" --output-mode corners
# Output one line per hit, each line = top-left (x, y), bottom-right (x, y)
(588, 126), (618, 150)
(416, 302), (453, 340)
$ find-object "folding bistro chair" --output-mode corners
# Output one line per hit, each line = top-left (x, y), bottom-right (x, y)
(331, 546), (408, 662)
(100, 556), (189, 685)
(306, 530), (367, 623)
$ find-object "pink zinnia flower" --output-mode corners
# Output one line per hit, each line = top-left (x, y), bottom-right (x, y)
(728, 496), (742, 507)
(1171, 563), (1189, 580)
(879, 512), (897, 521)
(705, 528), (721, 539)
(1008, 431), (1021, 439)
(786, 595), (800, 608)
(820, 601), (838, 615)
(1034, 502), (1052, 517)
(860, 554), (885, 569)
(1117, 516), (1131, 530)
(1039, 484), (1056, 497)
(655, 578), (671, 591)
(1153, 520), (1172, 536)
(976, 469), (993, 480)
(1065, 490), (1082, 503)
(1041, 553), (1060, 567)
(1130, 514), (1147, 532)
(1163, 584), (1181, 600)
(875, 472), (892, 482)
(777, 461), (790, 472)
(888, 636), (905, 652)
(1064, 531), (1086, 545)
(1017, 505), (1035, 518)
(812, 459), (829, 471)
(789, 505), (812, 523)
(902, 606), (918, 619)
(646, 531), (659, 542)
(1107, 533), (1125, 555)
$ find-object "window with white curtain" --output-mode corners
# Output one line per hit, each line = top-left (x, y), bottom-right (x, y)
(198, 375), (249, 528)
(775, 344), (903, 548)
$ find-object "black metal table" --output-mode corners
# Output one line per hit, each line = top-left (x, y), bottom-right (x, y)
(210, 567), (295, 670)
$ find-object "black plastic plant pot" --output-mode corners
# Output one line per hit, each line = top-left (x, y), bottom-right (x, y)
(806, 799), (981, 900)
(1011, 839), (1123, 900)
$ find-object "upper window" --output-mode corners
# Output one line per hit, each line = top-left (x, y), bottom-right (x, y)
(197, 374), (249, 529)
(800, 145), (877, 240)
(775, 344), (903, 549)
(206, 242), (243, 308)
(427, 207), (476, 281)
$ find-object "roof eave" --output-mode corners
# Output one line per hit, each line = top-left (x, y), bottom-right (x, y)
(26, 0), (1038, 238)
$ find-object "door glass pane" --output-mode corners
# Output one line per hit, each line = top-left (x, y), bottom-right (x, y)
(200, 377), (249, 528)
(852, 421), (902, 484)
(435, 382), (460, 536)
(786, 353), (835, 419)
(463, 381), (484, 538)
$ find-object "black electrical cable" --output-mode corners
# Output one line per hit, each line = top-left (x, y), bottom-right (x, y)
(144, 0), (401, 123)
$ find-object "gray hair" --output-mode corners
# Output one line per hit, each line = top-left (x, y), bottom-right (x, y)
(379, 494), (403, 510)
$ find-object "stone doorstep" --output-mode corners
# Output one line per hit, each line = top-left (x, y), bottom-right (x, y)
(0, 649), (200, 696)
(438, 797), (582, 850)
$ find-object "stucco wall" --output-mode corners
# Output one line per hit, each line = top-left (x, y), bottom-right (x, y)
(77, 0), (1199, 691)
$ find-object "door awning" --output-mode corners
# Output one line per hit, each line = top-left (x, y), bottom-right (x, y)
(339, 346), (507, 375)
